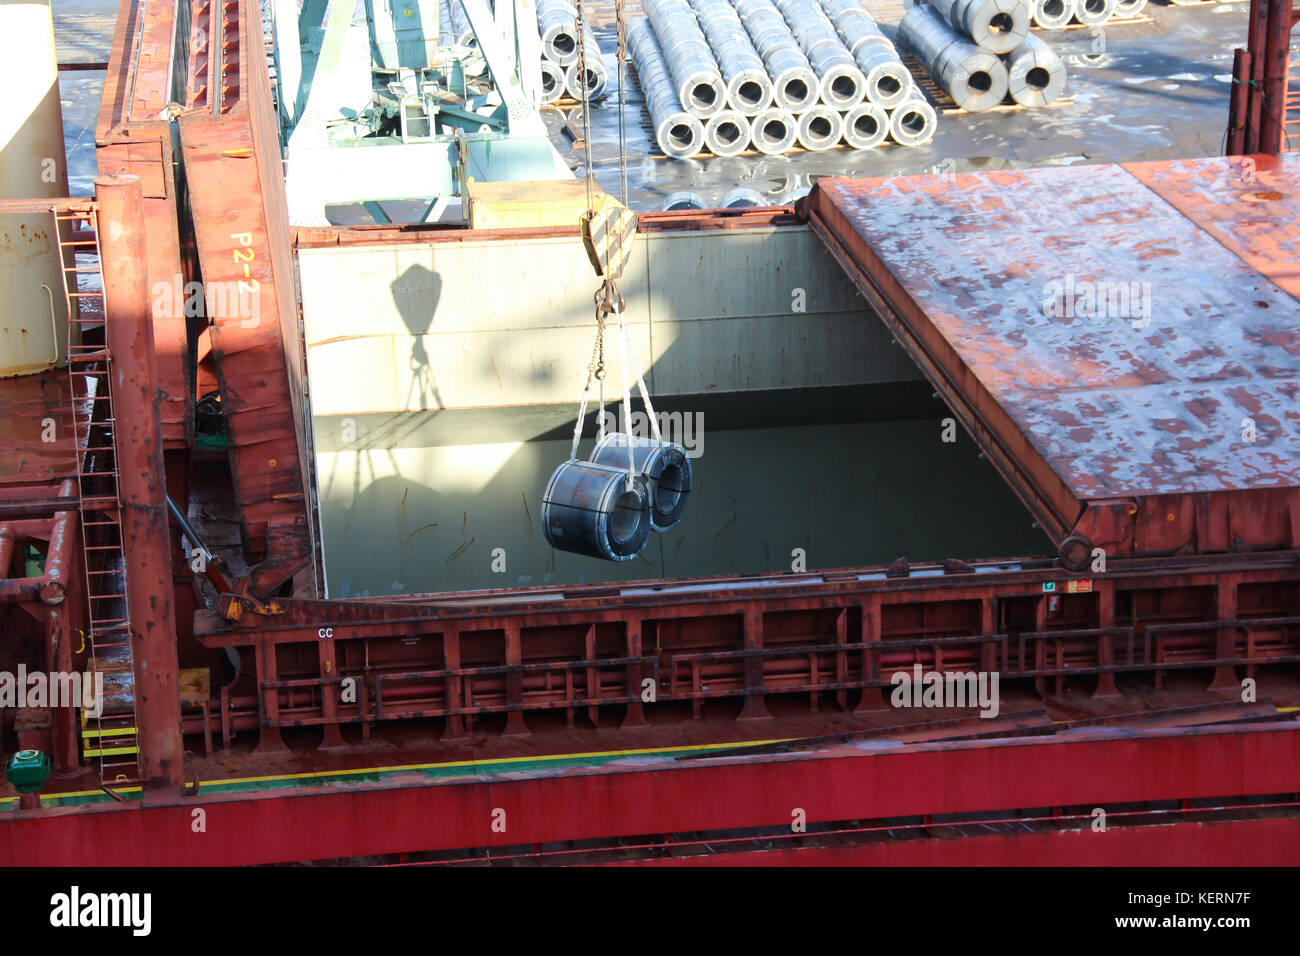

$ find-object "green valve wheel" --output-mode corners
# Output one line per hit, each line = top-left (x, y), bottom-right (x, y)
(6, 749), (51, 794)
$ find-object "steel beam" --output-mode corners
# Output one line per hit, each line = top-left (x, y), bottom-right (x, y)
(1259, 0), (1292, 153)
(96, 175), (185, 797)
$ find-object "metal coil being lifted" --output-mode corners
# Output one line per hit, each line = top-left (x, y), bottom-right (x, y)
(1030, 0), (1075, 29)
(590, 434), (693, 532)
(642, 0), (729, 117)
(930, 0), (1030, 55)
(796, 104), (844, 150)
(1073, 0), (1115, 26)
(818, 0), (913, 108)
(899, 3), (1009, 112)
(749, 106), (799, 153)
(888, 89), (938, 146)
(628, 18), (707, 157)
(734, 0), (821, 112)
(705, 109), (753, 155)
(1004, 32), (1066, 107)
(841, 100), (890, 148)
(542, 460), (652, 561)
(687, 0), (774, 114)
(770, 0), (866, 109)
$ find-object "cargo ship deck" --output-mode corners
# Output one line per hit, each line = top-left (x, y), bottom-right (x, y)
(0, 0), (1298, 869)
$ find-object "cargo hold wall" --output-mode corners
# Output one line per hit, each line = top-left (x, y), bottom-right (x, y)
(297, 224), (1049, 596)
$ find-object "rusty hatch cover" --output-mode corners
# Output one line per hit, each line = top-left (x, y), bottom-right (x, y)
(806, 159), (1300, 557)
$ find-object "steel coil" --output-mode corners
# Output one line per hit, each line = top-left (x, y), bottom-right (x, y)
(841, 101), (890, 148)
(931, 0), (1030, 54)
(1073, 0), (1115, 25)
(539, 59), (566, 102)
(888, 89), (938, 146)
(734, 0), (820, 111)
(663, 190), (708, 209)
(705, 110), (753, 155)
(542, 460), (652, 561)
(642, 0), (728, 117)
(796, 105), (844, 150)
(1004, 32), (1066, 107)
(1030, 0), (1075, 29)
(590, 433), (693, 532)
(845, 33), (914, 108)
(749, 106), (798, 153)
(688, 0), (774, 113)
(537, 0), (585, 66)
(721, 186), (768, 207)
(899, 4), (1008, 112)
(565, 57), (608, 99)
(628, 18), (707, 157)
(771, 0), (866, 108)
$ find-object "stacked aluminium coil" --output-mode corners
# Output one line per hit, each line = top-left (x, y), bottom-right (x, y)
(1029, 0), (1145, 29)
(536, 0), (608, 103)
(900, 1), (1066, 111)
(630, 0), (934, 158)
(628, 16), (707, 157)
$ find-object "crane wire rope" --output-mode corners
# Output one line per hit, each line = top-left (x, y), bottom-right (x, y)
(568, 0), (659, 492)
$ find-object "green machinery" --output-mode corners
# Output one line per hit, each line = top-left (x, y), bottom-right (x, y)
(273, 0), (573, 224)
(5, 750), (50, 795)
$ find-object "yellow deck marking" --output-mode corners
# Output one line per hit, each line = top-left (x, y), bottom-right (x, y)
(8, 737), (793, 804)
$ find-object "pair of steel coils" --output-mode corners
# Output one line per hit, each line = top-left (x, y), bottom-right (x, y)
(542, 433), (692, 561)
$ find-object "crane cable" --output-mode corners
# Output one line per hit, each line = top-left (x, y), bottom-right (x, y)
(569, 0), (657, 491)
(615, 0), (629, 206)
(575, 0), (596, 217)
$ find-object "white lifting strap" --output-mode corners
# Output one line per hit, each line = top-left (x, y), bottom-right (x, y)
(615, 302), (664, 446)
(616, 303), (636, 491)
(570, 295), (663, 491)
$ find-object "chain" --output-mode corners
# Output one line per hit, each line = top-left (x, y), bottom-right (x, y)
(587, 303), (607, 383)
(615, 0), (628, 205)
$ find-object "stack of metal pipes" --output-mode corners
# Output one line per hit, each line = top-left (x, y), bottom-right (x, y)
(628, 0), (936, 159)
(535, 0), (608, 103)
(900, 1), (1066, 111)
(1029, 0), (1148, 30)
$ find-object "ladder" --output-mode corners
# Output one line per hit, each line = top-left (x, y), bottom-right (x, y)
(52, 207), (143, 785)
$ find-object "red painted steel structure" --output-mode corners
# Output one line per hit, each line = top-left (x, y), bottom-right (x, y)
(148, 0), (315, 598)
(607, 818), (1300, 866)
(2, 0), (1300, 866)
(97, 177), (185, 795)
(1, 722), (1297, 865)
(1229, 0), (1297, 153)
(0, 480), (84, 777)
(96, 0), (194, 451)
(195, 551), (1300, 749)
(805, 162), (1300, 571)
